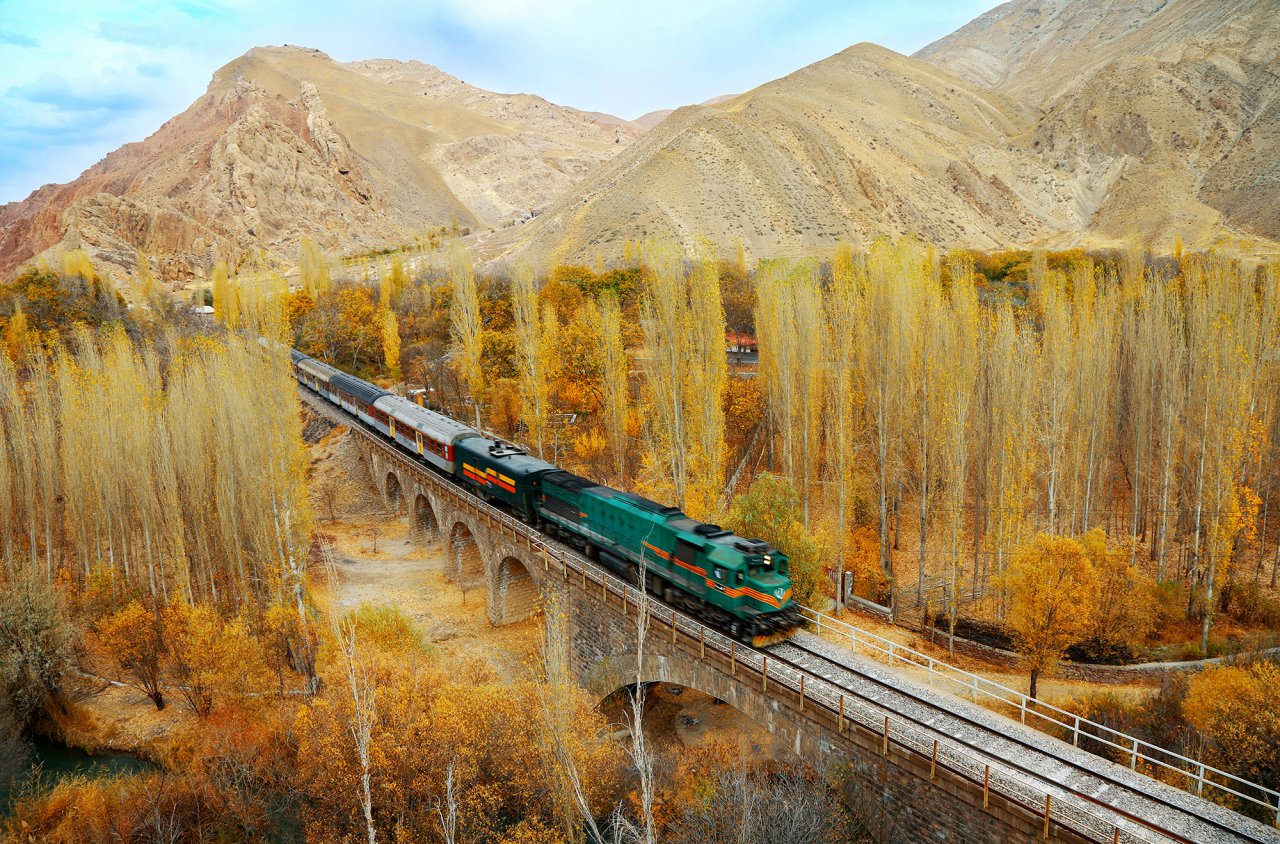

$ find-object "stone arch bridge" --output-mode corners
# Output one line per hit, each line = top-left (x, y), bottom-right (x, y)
(303, 390), (1275, 844)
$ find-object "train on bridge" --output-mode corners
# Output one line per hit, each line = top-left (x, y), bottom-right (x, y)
(290, 349), (803, 645)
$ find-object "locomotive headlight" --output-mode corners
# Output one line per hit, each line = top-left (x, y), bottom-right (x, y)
(763, 554), (772, 566)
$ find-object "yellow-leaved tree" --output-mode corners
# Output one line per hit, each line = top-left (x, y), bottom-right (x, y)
(999, 533), (1097, 699)
(1079, 528), (1156, 661)
(1183, 661), (1280, 817)
(725, 473), (827, 607)
(449, 243), (483, 426)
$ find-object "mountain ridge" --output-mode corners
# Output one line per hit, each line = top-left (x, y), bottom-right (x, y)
(487, 0), (1279, 268)
(5, 1), (1279, 283)
(0, 44), (640, 282)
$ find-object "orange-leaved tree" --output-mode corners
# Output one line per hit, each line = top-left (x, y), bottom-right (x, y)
(95, 600), (166, 710)
(164, 601), (268, 716)
(999, 533), (1097, 699)
(1183, 661), (1280, 816)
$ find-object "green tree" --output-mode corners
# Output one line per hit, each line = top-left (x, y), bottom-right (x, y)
(725, 474), (827, 606)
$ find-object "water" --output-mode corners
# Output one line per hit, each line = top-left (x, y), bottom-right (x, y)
(2, 738), (153, 812)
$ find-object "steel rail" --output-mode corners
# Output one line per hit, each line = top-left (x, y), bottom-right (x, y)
(797, 605), (1280, 825)
(768, 638), (1275, 844)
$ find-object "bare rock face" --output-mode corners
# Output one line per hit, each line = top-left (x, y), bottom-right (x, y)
(918, 0), (1280, 244)
(0, 45), (638, 282)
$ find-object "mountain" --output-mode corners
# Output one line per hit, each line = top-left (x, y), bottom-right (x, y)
(918, 0), (1280, 242)
(488, 43), (1053, 266)
(0, 45), (640, 282)
(6, 2), (1277, 282)
(632, 95), (739, 131)
(492, 0), (1279, 267)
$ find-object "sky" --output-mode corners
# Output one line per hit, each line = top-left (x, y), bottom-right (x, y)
(0, 0), (996, 204)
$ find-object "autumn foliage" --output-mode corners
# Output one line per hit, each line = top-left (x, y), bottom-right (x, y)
(999, 533), (1098, 698)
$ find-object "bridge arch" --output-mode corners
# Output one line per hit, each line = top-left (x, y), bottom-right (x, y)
(385, 471), (403, 511)
(413, 493), (439, 543)
(449, 521), (483, 583)
(488, 555), (539, 626)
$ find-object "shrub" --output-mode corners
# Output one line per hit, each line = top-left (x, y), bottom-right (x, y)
(0, 577), (77, 728)
(1227, 581), (1280, 628)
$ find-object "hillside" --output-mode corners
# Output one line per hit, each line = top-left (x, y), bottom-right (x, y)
(492, 0), (1279, 267)
(918, 0), (1280, 242)
(0, 45), (639, 282)
(489, 43), (1064, 266)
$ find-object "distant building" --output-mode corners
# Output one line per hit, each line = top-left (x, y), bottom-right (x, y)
(726, 331), (757, 353)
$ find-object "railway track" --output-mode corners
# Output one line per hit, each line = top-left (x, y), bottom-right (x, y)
(764, 637), (1275, 844)
(299, 386), (1278, 844)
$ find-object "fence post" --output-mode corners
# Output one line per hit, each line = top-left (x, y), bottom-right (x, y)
(882, 716), (889, 756)
(730, 641), (736, 677)
(762, 657), (768, 692)
(930, 740), (938, 782)
(838, 695), (844, 733)
(1073, 716), (1080, 747)
(700, 627), (705, 659)
(1130, 737), (1138, 770)
(983, 765), (989, 808)
(850, 629), (857, 654)
(799, 675), (805, 711)
(1020, 696), (1027, 724)
(671, 611), (677, 644)
(1043, 795), (1051, 839)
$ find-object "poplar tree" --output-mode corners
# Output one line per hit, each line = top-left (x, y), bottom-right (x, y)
(513, 264), (548, 457)
(824, 244), (863, 608)
(599, 293), (629, 485)
(448, 243), (483, 426)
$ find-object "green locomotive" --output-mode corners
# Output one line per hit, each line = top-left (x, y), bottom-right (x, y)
(537, 469), (800, 643)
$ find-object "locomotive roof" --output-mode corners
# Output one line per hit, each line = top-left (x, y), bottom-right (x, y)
(455, 437), (557, 475)
(374, 395), (479, 443)
(330, 372), (390, 405)
(543, 470), (601, 493)
(588, 484), (683, 516)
